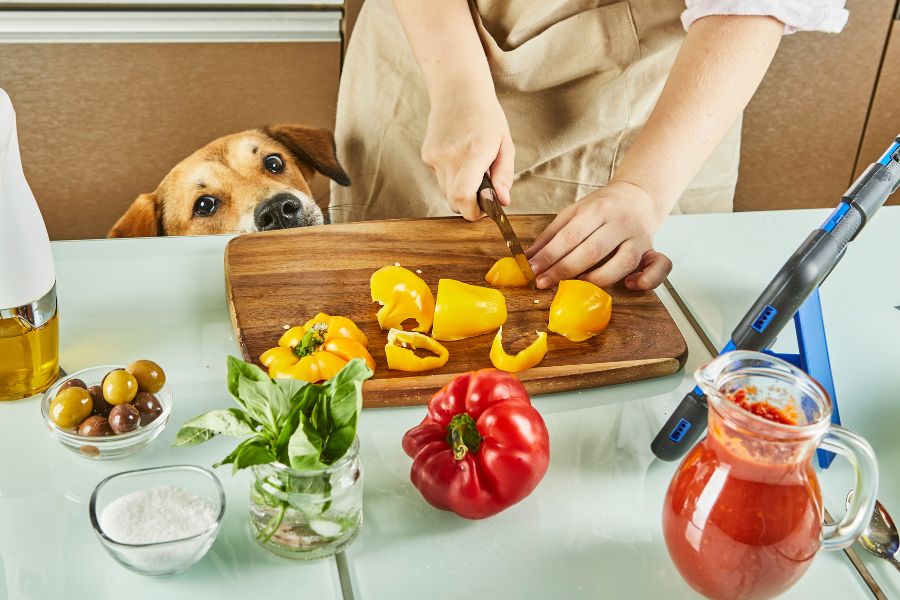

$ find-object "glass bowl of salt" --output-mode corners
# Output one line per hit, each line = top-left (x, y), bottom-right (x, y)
(89, 464), (225, 576)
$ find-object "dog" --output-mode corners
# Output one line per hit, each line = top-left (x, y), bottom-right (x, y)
(107, 124), (350, 237)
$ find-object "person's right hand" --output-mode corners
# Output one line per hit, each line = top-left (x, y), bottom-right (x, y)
(421, 90), (514, 221)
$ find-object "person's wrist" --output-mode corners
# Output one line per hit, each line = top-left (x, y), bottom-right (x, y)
(426, 69), (496, 109)
(608, 178), (672, 230)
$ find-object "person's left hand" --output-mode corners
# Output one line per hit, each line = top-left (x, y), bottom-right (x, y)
(526, 181), (673, 291)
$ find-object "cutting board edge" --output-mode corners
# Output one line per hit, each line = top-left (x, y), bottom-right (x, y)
(359, 356), (685, 408)
(224, 237), (252, 361)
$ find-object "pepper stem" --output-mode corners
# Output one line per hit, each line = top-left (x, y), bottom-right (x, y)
(447, 413), (482, 460)
(293, 323), (327, 358)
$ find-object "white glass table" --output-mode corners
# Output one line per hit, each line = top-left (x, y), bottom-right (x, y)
(1, 209), (891, 598)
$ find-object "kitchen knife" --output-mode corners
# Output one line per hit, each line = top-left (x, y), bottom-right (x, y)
(476, 174), (537, 289)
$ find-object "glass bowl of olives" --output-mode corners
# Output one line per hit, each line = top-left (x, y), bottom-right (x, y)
(41, 360), (172, 460)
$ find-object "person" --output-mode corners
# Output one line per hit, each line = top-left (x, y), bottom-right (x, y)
(332, 1), (848, 290)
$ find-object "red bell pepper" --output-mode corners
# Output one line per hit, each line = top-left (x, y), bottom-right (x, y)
(401, 369), (550, 519)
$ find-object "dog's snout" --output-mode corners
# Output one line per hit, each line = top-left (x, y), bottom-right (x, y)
(254, 193), (303, 231)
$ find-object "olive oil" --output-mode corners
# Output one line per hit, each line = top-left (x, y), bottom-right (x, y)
(0, 312), (58, 401)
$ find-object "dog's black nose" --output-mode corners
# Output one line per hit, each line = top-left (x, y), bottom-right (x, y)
(254, 193), (303, 231)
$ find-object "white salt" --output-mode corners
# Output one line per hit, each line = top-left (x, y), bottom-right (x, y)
(100, 485), (217, 544)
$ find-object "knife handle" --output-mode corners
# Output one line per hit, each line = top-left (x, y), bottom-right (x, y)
(477, 174), (494, 197)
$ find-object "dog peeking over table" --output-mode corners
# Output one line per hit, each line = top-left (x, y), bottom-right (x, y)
(107, 124), (350, 237)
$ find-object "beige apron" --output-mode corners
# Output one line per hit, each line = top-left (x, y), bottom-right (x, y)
(331, 0), (740, 223)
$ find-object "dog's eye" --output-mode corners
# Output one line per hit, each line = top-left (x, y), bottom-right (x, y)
(264, 154), (285, 174)
(193, 195), (219, 217)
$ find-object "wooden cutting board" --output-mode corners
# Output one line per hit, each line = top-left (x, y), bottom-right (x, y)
(225, 216), (688, 407)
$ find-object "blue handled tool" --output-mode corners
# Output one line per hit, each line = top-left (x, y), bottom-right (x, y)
(651, 135), (900, 465)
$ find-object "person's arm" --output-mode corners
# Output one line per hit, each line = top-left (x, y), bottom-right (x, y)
(528, 15), (784, 290)
(393, 0), (514, 220)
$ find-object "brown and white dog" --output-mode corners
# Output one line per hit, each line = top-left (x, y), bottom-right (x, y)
(107, 124), (350, 237)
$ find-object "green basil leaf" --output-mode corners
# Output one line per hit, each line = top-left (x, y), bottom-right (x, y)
(215, 436), (275, 473)
(288, 421), (327, 470)
(317, 358), (372, 463)
(326, 359), (372, 426)
(172, 408), (255, 447)
(269, 375), (310, 426)
(274, 399), (308, 464)
(321, 424), (356, 464)
(227, 355), (279, 431)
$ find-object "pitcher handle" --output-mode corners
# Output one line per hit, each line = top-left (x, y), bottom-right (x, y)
(818, 425), (879, 550)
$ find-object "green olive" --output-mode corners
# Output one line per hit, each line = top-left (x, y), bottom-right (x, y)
(126, 359), (166, 393)
(102, 369), (138, 405)
(49, 387), (93, 429)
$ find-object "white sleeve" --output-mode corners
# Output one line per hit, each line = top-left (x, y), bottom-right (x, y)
(681, 0), (849, 34)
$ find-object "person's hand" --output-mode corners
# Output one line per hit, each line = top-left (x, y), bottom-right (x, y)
(421, 90), (514, 220)
(526, 181), (673, 291)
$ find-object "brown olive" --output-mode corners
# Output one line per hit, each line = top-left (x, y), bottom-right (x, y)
(102, 369), (138, 406)
(77, 415), (114, 437)
(59, 378), (87, 391)
(109, 403), (140, 434)
(49, 387), (93, 429)
(88, 385), (112, 416)
(132, 391), (163, 426)
(126, 360), (166, 394)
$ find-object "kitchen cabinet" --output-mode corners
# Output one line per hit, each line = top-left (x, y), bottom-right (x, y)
(734, 0), (897, 212)
(856, 15), (900, 206)
(0, 7), (342, 240)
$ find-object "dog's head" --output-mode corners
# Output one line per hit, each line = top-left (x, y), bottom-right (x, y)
(107, 124), (350, 237)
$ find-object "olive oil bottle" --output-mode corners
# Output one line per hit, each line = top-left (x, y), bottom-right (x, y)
(0, 89), (59, 400)
(0, 292), (58, 400)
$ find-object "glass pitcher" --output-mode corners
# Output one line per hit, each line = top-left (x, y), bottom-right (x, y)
(662, 350), (878, 600)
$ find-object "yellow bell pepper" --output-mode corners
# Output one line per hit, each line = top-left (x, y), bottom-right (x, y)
(548, 280), (612, 342)
(489, 327), (548, 373)
(385, 329), (449, 372)
(260, 314), (375, 382)
(370, 266), (435, 332)
(431, 279), (507, 341)
(485, 256), (530, 288)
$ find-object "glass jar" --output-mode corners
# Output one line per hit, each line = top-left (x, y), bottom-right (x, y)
(662, 351), (878, 600)
(249, 437), (363, 560)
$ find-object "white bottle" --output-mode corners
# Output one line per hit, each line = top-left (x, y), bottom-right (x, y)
(0, 88), (59, 400)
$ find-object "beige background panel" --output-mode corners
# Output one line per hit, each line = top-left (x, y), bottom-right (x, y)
(1, 41), (340, 240)
(856, 18), (900, 205)
(735, 0), (895, 211)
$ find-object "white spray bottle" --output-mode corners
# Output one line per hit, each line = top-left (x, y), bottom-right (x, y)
(0, 88), (59, 400)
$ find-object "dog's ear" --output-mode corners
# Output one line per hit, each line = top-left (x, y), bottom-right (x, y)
(262, 124), (351, 187)
(107, 192), (161, 238)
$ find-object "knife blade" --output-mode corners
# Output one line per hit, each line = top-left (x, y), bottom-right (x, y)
(476, 174), (537, 289)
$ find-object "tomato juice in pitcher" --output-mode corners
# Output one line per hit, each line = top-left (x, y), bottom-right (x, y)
(662, 351), (878, 600)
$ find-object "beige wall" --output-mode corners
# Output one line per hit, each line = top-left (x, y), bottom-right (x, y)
(856, 17), (900, 207)
(735, 0), (897, 211)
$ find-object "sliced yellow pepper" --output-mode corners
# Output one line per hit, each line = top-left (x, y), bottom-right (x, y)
(431, 279), (507, 341)
(485, 257), (530, 288)
(370, 266), (435, 332)
(385, 329), (449, 372)
(260, 314), (375, 382)
(548, 280), (612, 342)
(489, 328), (548, 373)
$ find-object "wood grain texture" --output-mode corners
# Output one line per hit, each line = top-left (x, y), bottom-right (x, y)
(735, 0), (895, 211)
(225, 215), (688, 407)
(0, 41), (340, 240)
(856, 18), (900, 204)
